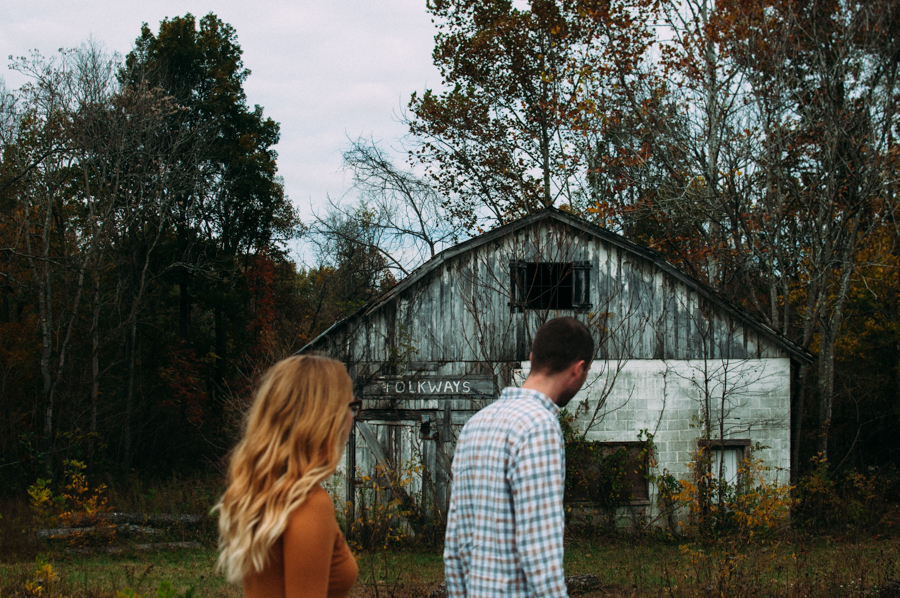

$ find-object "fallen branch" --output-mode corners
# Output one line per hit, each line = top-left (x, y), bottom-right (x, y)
(100, 513), (203, 525)
(66, 541), (202, 555)
(36, 523), (158, 539)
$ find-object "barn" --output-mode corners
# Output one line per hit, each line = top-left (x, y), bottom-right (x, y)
(300, 207), (813, 526)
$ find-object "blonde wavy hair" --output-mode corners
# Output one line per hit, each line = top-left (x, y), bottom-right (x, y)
(214, 355), (352, 583)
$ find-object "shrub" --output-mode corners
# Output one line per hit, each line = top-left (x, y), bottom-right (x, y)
(658, 443), (792, 542)
(27, 460), (114, 547)
(794, 455), (899, 534)
(342, 459), (445, 552)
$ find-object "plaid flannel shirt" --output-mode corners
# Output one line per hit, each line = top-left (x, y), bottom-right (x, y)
(444, 387), (567, 598)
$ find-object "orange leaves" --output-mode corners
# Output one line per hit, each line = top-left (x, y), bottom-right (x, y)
(408, 0), (659, 222)
(159, 341), (209, 428)
(243, 249), (278, 359)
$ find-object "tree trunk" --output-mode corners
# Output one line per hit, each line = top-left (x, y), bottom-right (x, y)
(214, 303), (226, 399)
(123, 320), (136, 469)
(790, 363), (804, 484)
(90, 265), (100, 463)
(540, 73), (552, 209)
(816, 330), (835, 458)
(179, 276), (190, 338)
(1, 284), (9, 323)
(28, 197), (56, 474)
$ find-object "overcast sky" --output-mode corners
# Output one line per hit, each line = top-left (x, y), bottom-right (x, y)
(1, 0), (443, 259)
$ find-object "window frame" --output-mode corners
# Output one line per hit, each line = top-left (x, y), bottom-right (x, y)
(509, 259), (592, 313)
(564, 440), (650, 507)
(698, 438), (752, 488)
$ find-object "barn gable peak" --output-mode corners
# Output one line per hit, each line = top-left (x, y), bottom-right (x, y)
(300, 207), (812, 365)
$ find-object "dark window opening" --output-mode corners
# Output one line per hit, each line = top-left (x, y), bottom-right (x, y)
(565, 441), (650, 506)
(525, 263), (573, 309)
(510, 261), (592, 312)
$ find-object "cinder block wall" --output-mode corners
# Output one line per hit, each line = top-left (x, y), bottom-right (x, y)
(547, 358), (792, 522)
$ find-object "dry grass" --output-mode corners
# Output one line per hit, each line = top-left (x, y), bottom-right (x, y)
(0, 535), (898, 597)
(0, 494), (42, 559)
(104, 473), (224, 519)
(0, 548), (236, 598)
(563, 534), (900, 598)
(0, 474), (223, 562)
(3, 472), (899, 597)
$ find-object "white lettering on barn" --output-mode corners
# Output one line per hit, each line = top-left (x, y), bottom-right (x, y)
(381, 379), (477, 395)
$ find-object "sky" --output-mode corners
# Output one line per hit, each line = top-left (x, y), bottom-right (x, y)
(0, 0), (443, 262)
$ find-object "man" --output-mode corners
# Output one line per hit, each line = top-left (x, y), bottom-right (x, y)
(444, 316), (595, 598)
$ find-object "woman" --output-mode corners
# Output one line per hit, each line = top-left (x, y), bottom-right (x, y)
(215, 355), (360, 598)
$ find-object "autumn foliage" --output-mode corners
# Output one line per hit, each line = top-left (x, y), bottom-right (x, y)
(1, 1), (898, 492)
(408, 0), (900, 478)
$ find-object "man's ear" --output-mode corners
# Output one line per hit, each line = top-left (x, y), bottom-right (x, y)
(572, 359), (587, 378)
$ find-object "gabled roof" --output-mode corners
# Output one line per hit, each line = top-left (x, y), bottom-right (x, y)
(300, 208), (814, 364)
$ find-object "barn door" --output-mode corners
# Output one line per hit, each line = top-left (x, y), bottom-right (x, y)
(350, 407), (452, 539)
(347, 374), (496, 540)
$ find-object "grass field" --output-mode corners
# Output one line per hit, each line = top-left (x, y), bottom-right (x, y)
(1, 549), (235, 598)
(1, 535), (898, 597)
(2, 471), (898, 597)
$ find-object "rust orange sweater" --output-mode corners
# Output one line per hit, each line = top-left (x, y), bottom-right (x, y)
(244, 485), (357, 598)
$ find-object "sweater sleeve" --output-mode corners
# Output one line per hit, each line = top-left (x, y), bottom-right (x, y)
(283, 489), (338, 598)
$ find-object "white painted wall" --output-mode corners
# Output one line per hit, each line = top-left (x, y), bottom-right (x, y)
(522, 357), (791, 521)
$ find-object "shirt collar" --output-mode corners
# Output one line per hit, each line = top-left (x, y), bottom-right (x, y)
(500, 386), (560, 416)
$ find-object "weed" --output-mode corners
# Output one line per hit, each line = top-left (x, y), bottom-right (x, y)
(24, 556), (58, 596)
(0, 494), (42, 559)
(114, 580), (197, 598)
(346, 461), (423, 551)
(794, 456), (899, 535)
(28, 460), (115, 548)
(0, 549), (232, 597)
(657, 443), (792, 543)
(105, 473), (222, 517)
(646, 441), (796, 596)
(1, 534), (898, 597)
(561, 418), (656, 536)
(104, 474), (222, 545)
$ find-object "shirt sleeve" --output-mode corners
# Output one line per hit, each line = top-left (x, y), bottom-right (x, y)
(283, 491), (338, 598)
(509, 420), (567, 598)
(443, 495), (466, 596)
(444, 446), (468, 598)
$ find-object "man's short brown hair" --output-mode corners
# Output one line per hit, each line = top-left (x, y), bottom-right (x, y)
(530, 317), (595, 374)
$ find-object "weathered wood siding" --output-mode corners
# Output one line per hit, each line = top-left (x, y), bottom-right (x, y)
(309, 218), (789, 372)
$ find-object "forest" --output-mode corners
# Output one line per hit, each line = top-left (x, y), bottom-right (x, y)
(1, 0), (898, 499)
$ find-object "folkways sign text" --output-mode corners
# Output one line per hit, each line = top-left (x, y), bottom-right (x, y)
(362, 376), (495, 398)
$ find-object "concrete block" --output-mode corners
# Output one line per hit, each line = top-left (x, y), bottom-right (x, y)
(676, 429), (701, 442)
(646, 397), (665, 411)
(665, 420), (687, 432)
